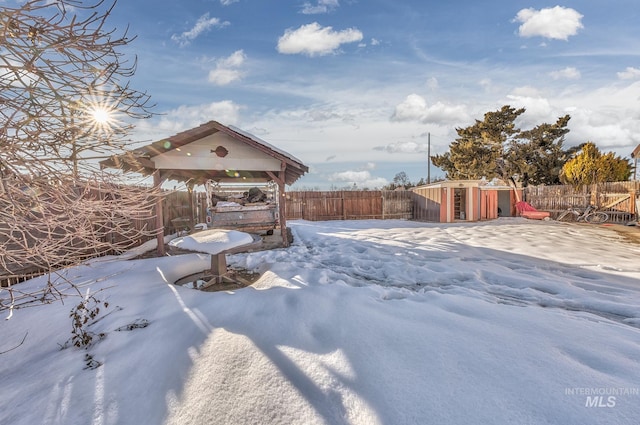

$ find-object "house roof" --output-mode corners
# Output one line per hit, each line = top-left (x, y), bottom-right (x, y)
(631, 144), (640, 159)
(100, 121), (308, 186)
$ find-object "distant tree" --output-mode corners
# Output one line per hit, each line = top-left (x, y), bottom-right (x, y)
(431, 105), (525, 180)
(393, 171), (411, 188)
(383, 171), (414, 190)
(560, 142), (632, 187)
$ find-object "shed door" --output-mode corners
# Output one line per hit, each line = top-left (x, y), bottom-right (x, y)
(498, 191), (512, 217)
(454, 188), (467, 220)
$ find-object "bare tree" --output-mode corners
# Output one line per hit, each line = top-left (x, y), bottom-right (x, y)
(0, 0), (160, 317)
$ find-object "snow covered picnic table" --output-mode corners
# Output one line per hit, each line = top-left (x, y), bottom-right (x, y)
(168, 228), (260, 285)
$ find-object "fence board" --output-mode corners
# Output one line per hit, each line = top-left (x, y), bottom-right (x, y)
(284, 190), (413, 221)
(524, 182), (639, 223)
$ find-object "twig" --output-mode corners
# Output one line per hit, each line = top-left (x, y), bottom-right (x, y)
(0, 332), (28, 355)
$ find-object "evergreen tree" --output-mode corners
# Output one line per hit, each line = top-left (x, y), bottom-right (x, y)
(560, 142), (631, 187)
(433, 105), (576, 186)
(431, 105), (525, 180)
(505, 115), (572, 186)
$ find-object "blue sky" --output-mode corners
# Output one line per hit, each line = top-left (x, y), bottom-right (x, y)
(94, 1), (640, 188)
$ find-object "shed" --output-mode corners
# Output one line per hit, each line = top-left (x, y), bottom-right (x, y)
(100, 120), (308, 254)
(411, 180), (519, 223)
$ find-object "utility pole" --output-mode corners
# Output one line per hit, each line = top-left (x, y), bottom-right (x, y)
(427, 132), (431, 184)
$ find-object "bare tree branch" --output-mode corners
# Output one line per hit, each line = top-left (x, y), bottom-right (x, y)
(1, 0), (159, 314)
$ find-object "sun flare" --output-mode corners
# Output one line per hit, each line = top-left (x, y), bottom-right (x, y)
(80, 95), (121, 135)
(90, 107), (112, 125)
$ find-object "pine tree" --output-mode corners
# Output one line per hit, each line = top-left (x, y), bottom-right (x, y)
(505, 115), (572, 186)
(433, 106), (575, 186)
(431, 105), (525, 180)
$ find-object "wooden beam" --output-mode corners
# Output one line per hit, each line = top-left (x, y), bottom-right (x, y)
(602, 194), (630, 209)
(130, 156), (156, 170)
(265, 171), (279, 183)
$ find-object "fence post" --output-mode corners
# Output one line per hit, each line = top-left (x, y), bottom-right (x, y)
(591, 184), (599, 207)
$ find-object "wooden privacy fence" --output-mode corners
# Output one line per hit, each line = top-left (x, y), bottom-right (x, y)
(284, 190), (413, 221)
(524, 181), (639, 223)
(169, 184), (639, 224)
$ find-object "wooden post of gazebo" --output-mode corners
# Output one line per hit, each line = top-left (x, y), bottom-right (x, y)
(268, 161), (289, 247)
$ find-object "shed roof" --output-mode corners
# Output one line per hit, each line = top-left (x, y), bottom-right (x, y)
(100, 121), (308, 186)
(412, 179), (513, 190)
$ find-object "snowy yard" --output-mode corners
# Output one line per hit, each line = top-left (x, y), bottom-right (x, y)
(1, 218), (639, 425)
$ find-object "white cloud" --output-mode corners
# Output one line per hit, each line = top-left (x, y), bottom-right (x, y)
(617, 67), (640, 80)
(391, 94), (428, 121)
(329, 169), (387, 188)
(510, 86), (542, 98)
(514, 6), (583, 40)
(300, 0), (339, 15)
(218, 50), (246, 68)
(504, 92), (554, 126)
(171, 13), (229, 47)
(561, 82), (640, 149)
(374, 141), (429, 154)
(208, 68), (242, 86)
(391, 94), (469, 124)
(208, 50), (246, 86)
(277, 22), (363, 57)
(220, 0), (238, 5)
(135, 101), (243, 137)
(549, 67), (581, 80)
(307, 108), (343, 122)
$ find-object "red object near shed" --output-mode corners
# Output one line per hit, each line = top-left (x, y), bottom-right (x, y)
(516, 201), (551, 220)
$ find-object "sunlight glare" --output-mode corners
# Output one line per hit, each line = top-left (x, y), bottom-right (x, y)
(91, 107), (112, 125)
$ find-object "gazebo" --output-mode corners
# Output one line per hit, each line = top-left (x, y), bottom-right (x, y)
(100, 120), (308, 255)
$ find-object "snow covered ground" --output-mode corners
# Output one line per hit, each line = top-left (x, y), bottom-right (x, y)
(1, 218), (639, 425)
